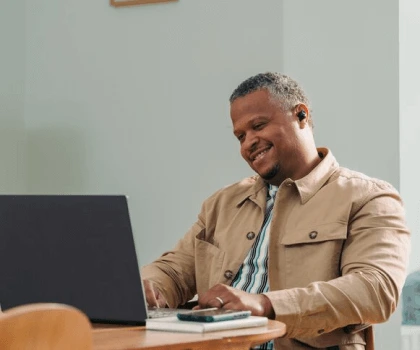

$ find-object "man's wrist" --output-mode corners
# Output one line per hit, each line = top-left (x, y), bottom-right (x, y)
(261, 294), (275, 319)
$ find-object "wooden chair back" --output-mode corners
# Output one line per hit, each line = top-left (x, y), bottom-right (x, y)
(0, 303), (93, 350)
(365, 326), (375, 350)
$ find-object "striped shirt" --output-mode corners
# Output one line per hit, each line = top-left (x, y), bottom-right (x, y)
(231, 184), (278, 350)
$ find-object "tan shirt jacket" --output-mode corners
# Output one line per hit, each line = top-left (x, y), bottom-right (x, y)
(142, 148), (410, 349)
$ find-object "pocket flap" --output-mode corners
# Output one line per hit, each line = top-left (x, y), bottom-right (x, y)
(281, 221), (348, 245)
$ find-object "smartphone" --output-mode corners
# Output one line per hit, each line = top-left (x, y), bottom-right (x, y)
(176, 308), (251, 322)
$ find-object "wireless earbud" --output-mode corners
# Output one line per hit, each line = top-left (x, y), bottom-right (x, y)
(297, 110), (306, 121)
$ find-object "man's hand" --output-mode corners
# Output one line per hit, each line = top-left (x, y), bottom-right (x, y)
(143, 279), (167, 308)
(193, 284), (275, 318)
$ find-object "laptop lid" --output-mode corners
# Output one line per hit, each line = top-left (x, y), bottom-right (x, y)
(0, 195), (148, 325)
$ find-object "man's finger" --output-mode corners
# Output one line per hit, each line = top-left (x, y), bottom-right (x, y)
(143, 280), (160, 307)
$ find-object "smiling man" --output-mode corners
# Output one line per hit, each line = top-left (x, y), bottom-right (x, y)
(142, 72), (410, 349)
(231, 87), (319, 186)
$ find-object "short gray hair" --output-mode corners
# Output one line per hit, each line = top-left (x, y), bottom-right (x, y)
(229, 72), (313, 127)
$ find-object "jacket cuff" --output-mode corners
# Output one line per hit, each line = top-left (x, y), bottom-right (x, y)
(263, 289), (300, 336)
(141, 265), (179, 308)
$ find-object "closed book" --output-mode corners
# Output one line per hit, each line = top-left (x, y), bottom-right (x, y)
(146, 316), (268, 333)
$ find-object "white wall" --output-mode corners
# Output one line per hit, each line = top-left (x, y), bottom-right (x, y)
(282, 0), (399, 186)
(281, 1), (401, 349)
(23, 0), (283, 265)
(0, 2), (26, 193)
(400, 0), (420, 274)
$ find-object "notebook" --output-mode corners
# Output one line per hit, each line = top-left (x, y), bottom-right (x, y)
(0, 195), (183, 326)
(146, 315), (268, 333)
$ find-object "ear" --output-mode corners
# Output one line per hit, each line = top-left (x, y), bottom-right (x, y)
(294, 104), (310, 129)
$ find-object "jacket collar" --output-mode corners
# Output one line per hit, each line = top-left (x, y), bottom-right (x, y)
(235, 176), (267, 208)
(294, 148), (339, 204)
(236, 147), (339, 206)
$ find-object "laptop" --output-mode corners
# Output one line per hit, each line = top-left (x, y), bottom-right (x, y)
(0, 195), (184, 325)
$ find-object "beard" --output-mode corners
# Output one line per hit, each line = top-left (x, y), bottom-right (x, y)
(260, 164), (280, 180)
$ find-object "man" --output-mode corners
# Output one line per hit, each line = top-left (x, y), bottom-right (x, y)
(142, 72), (410, 349)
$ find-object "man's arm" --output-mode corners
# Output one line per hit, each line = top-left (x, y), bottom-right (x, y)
(141, 220), (205, 308)
(264, 183), (410, 338)
(143, 279), (168, 308)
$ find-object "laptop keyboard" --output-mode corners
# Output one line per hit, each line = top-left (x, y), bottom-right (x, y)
(147, 307), (190, 319)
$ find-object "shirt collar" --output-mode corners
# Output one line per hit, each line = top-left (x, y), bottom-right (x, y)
(236, 147), (339, 206)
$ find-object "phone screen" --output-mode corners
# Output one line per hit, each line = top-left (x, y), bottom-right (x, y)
(177, 308), (251, 322)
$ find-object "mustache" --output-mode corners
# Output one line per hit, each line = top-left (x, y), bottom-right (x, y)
(249, 142), (269, 153)
(249, 144), (257, 153)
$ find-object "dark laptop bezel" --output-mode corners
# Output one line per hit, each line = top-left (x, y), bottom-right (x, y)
(0, 194), (148, 326)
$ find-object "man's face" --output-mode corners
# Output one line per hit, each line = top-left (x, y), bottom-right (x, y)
(230, 89), (302, 186)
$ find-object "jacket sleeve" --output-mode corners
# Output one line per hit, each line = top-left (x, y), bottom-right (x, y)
(264, 182), (410, 339)
(140, 210), (205, 308)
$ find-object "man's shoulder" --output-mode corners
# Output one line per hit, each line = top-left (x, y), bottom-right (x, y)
(205, 175), (261, 204)
(332, 166), (397, 193)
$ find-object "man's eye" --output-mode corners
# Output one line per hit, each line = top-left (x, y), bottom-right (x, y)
(254, 123), (265, 130)
(237, 134), (244, 142)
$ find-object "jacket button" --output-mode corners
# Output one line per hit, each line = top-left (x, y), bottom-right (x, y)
(246, 232), (256, 240)
(309, 231), (318, 239)
(224, 270), (234, 279)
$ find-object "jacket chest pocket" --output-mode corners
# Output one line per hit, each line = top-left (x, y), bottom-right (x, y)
(194, 238), (226, 293)
(280, 222), (348, 287)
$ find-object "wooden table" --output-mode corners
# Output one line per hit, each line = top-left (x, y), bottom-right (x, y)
(92, 320), (286, 350)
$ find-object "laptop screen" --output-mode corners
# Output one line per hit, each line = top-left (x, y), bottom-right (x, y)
(0, 195), (148, 325)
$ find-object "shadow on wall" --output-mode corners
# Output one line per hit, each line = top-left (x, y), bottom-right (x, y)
(25, 128), (87, 194)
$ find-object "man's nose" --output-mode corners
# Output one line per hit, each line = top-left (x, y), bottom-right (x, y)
(242, 132), (259, 153)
